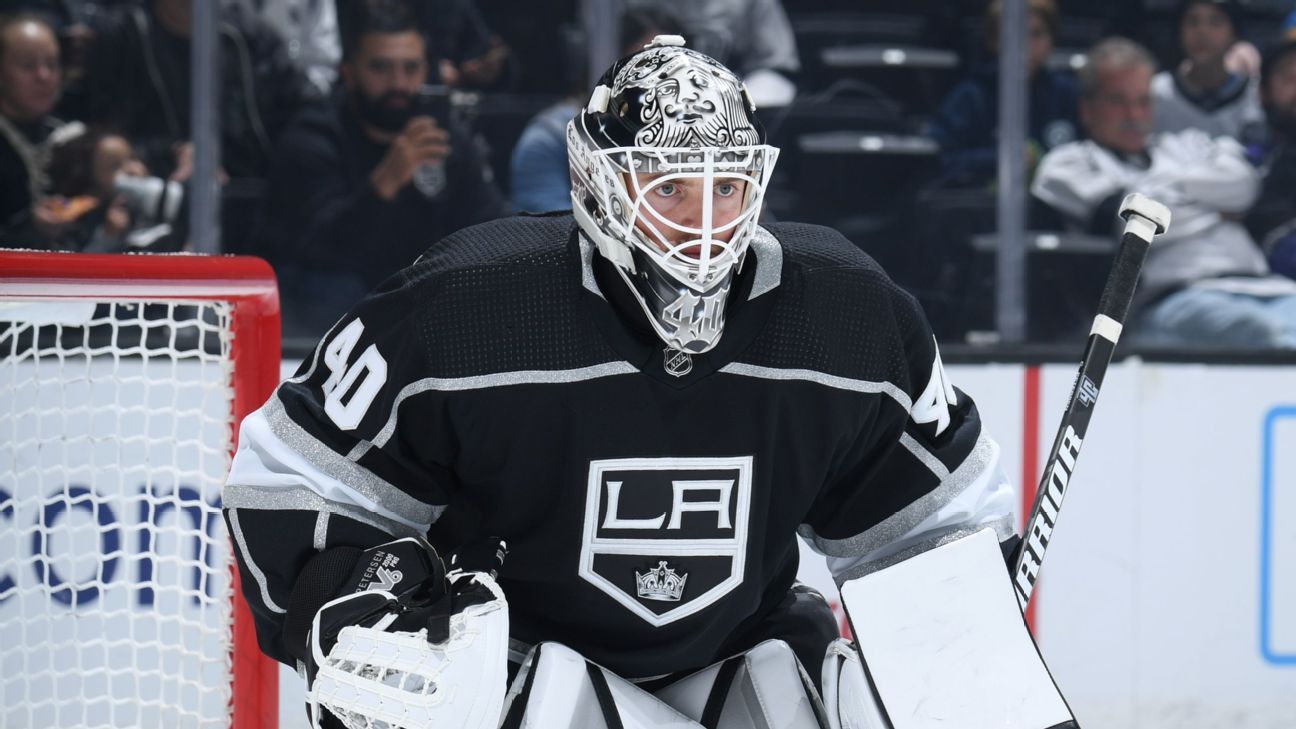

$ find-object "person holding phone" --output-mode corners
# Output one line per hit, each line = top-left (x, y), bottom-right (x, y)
(258, 0), (505, 340)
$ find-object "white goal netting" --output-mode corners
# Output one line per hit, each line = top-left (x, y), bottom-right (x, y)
(1, 299), (240, 728)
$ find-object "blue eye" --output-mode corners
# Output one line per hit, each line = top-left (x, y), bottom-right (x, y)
(716, 183), (736, 197)
(656, 183), (677, 196)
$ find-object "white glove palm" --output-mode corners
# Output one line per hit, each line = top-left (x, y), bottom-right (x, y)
(303, 538), (511, 729)
(309, 572), (509, 729)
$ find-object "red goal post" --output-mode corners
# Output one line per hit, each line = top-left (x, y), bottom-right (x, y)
(0, 250), (280, 728)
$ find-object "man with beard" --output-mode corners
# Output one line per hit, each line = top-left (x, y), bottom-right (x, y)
(1033, 37), (1296, 349)
(1246, 40), (1296, 280)
(258, 0), (504, 339)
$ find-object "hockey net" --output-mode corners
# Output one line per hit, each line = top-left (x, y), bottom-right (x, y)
(0, 251), (280, 728)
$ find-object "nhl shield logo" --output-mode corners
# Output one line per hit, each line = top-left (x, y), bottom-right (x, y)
(580, 456), (753, 626)
(663, 348), (693, 377)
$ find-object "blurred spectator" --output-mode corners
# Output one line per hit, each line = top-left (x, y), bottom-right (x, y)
(1225, 38), (1261, 79)
(339, 0), (511, 90)
(0, 1), (108, 117)
(509, 6), (681, 213)
(0, 12), (77, 248)
(79, 0), (318, 180)
(655, 0), (798, 107)
(1151, 0), (1264, 142)
(929, 0), (1079, 188)
(1033, 37), (1296, 349)
(225, 0), (341, 95)
(507, 102), (576, 215)
(1246, 40), (1296, 280)
(43, 125), (186, 252)
(258, 0), (505, 338)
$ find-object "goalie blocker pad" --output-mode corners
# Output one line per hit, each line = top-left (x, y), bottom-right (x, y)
(838, 528), (1078, 729)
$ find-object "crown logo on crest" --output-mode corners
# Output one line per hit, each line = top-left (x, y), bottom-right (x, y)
(636, 561), (688, 602)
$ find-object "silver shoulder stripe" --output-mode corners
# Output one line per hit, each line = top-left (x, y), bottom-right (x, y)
(719, 362), (913, 411)
(224, 482), (418, 539)
(257, 399), (442, 528)
(747, 224), (783, 300)
(363, 362), (638, 450)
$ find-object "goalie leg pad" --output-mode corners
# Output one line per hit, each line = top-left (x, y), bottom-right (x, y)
(653, 639), (830, 729)
(501, 642), (704, 729)
(820, 638), (888, 729)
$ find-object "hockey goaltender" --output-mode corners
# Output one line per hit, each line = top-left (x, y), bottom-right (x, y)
(223, 35), (1080, 729)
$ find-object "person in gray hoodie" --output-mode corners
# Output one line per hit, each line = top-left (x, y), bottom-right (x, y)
(1032, 37), (1296, 349)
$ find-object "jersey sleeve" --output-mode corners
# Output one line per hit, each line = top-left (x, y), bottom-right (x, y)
(222, 273), (453, 665)
(798, 288), (1016, 585)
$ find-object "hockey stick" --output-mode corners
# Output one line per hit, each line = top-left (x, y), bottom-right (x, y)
(1011, 192), (1171, 611)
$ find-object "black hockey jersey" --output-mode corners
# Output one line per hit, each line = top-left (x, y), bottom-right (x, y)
(223, 214), (1013, 678)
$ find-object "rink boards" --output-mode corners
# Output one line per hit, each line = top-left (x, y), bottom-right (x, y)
(1012, 361), (1296, 729)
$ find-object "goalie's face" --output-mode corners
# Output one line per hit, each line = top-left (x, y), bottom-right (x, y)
(627, 172), (748, 254)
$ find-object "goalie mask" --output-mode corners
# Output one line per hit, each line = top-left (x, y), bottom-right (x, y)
(568, 35), (779, 354)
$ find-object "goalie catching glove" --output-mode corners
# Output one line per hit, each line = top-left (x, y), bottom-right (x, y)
(297, 537), (510, 729)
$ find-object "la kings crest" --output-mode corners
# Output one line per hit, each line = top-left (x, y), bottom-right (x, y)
(580, 456), (753, 627)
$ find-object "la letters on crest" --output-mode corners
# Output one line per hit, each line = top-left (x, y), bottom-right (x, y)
(580, 456), (753, 626)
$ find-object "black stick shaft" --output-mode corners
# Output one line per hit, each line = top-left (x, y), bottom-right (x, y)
(1012, 227), (1152, 610)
